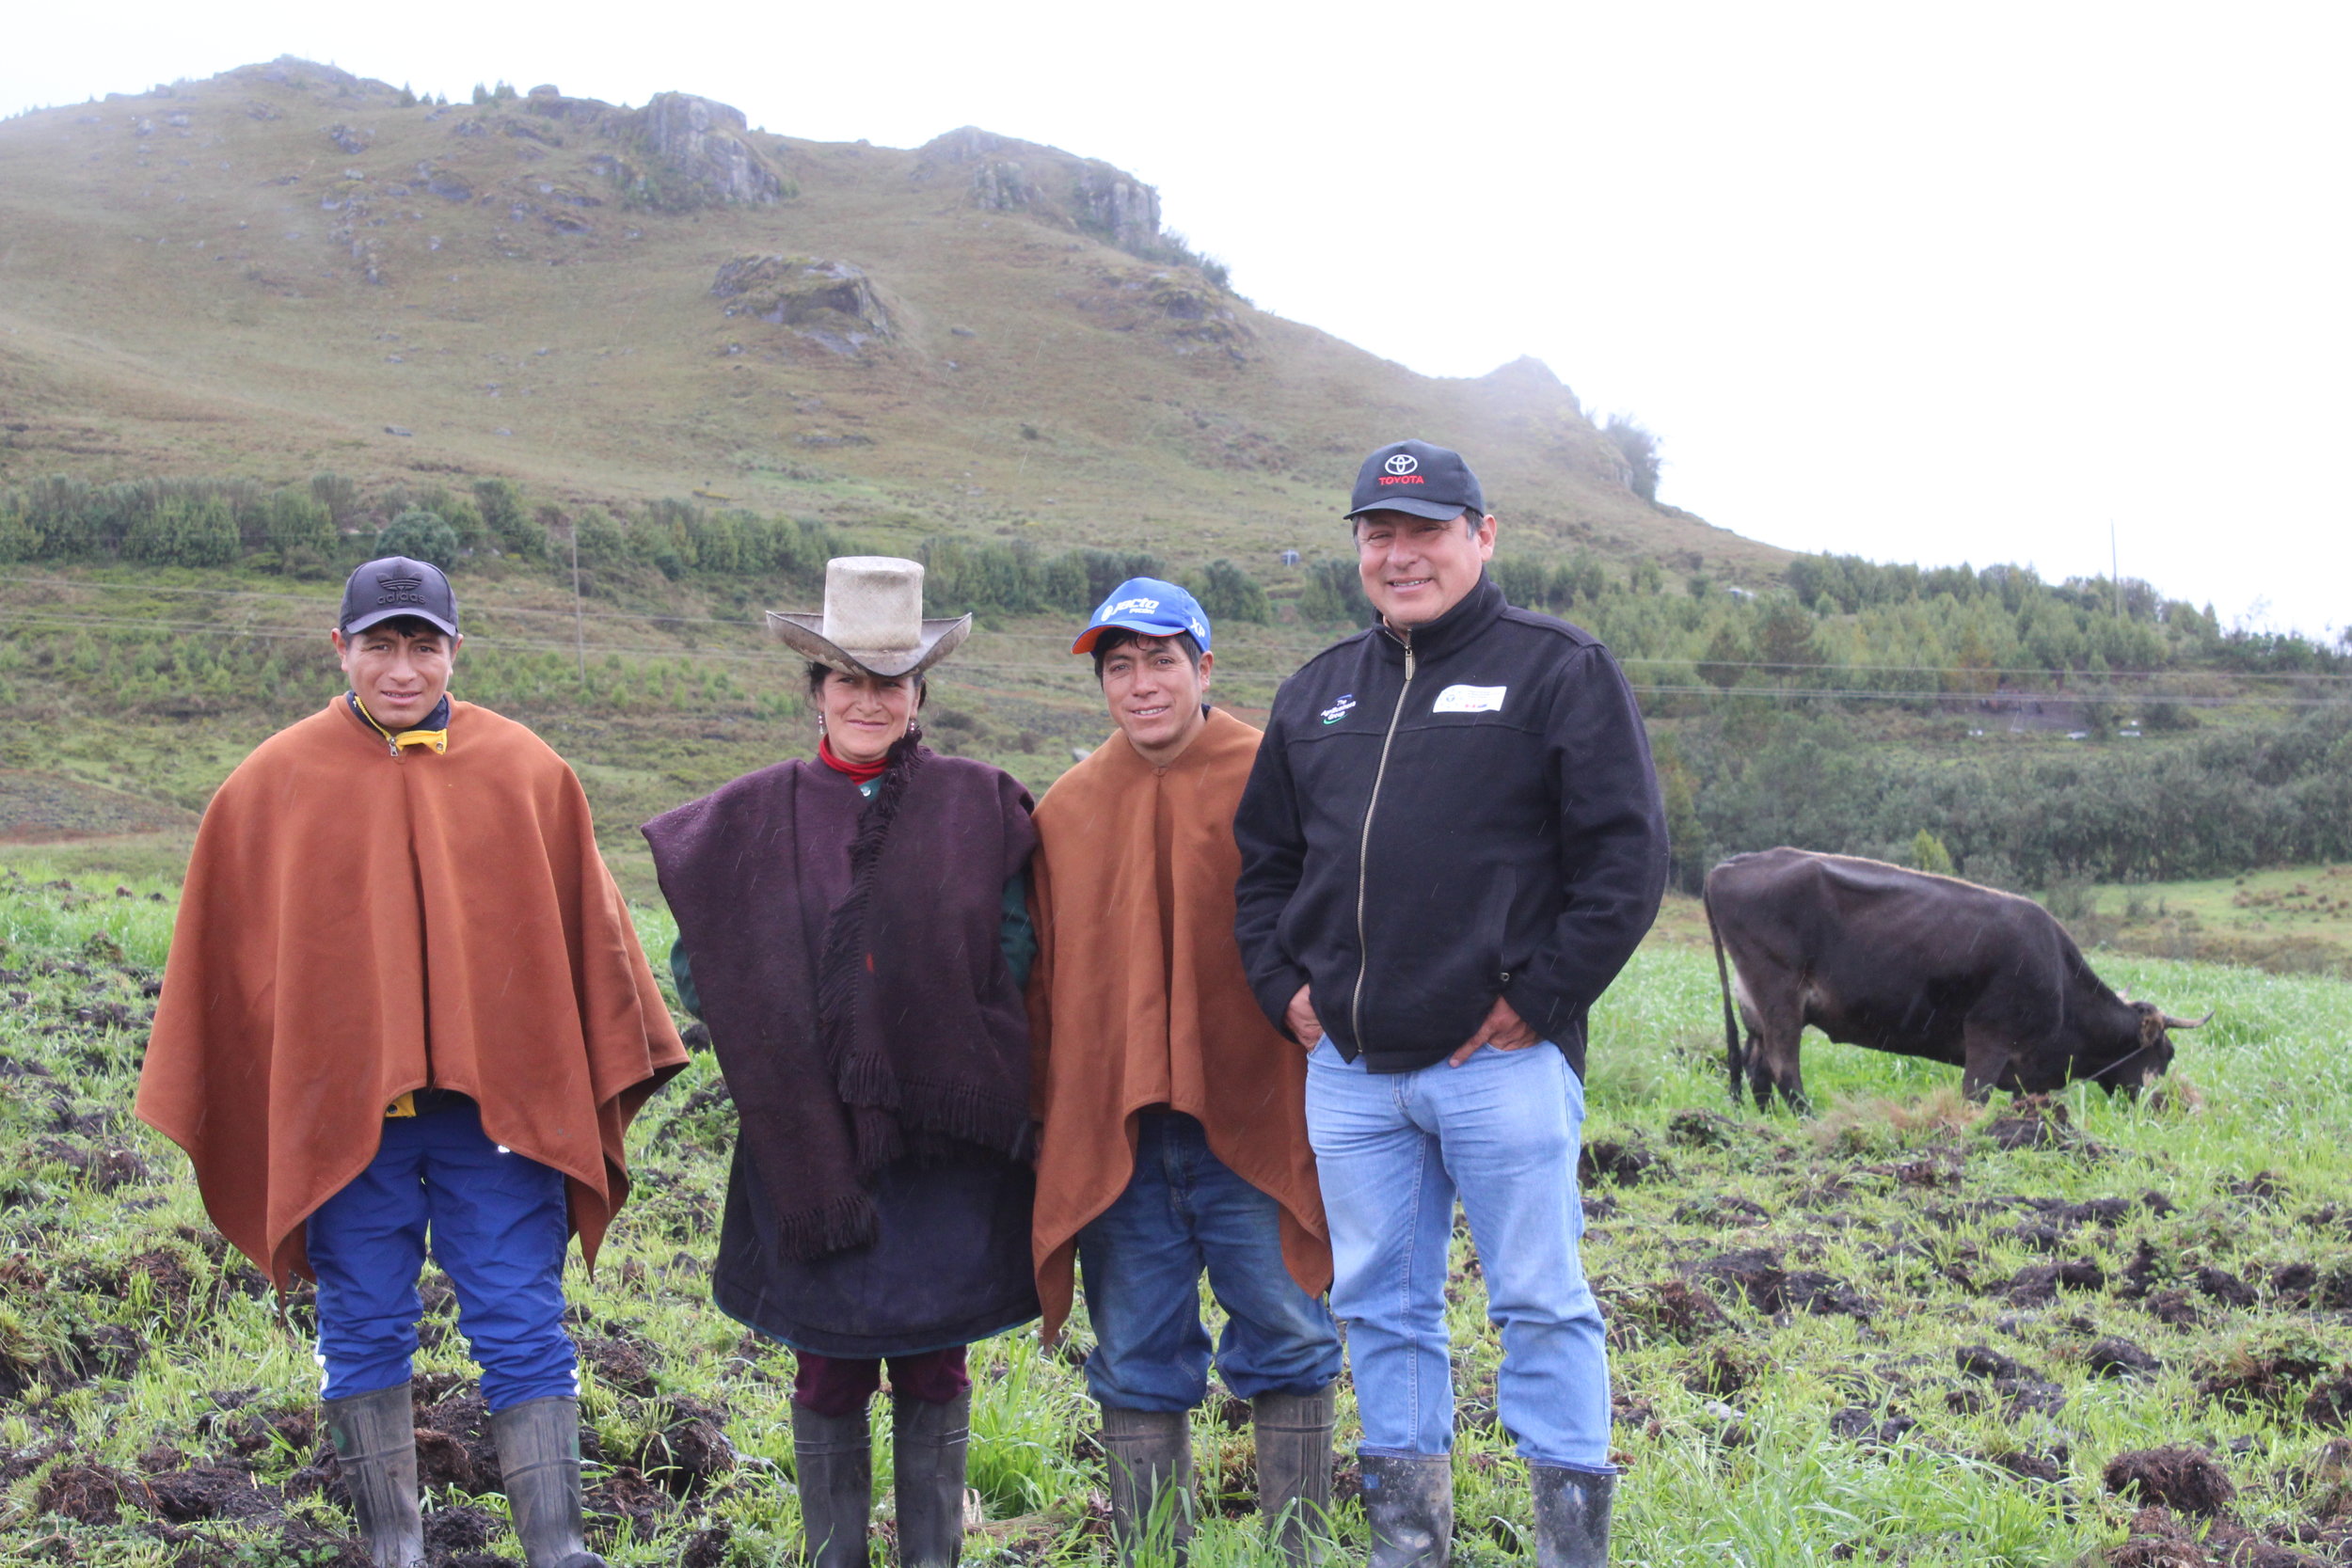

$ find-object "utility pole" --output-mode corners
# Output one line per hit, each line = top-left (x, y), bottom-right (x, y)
(569, 522), (586, 684)
(2110, 520), (2122, 620)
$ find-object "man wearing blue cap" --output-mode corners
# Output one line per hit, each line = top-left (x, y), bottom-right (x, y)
(1233, 443), (1669, 1568)
(1026, 579), (1341, 1564)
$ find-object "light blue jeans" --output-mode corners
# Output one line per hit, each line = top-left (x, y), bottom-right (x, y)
(1305, 1037), (1613, 1472)
(1077, 1112), (1343, 1413)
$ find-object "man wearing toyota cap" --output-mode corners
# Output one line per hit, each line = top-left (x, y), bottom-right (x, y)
(140, 555), (686, 1568)
(1232, 443), (1669, 1567)
(1026, 578), (1341, 1564)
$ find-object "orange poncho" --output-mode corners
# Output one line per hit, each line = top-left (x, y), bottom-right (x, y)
(137, 698), (687, 1287)
(1026, 708), (1330, 1341)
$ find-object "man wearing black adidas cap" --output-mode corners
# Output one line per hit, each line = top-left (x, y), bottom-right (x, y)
(141, 553), (684, 1568)
(1233, 440), (1668, 1568)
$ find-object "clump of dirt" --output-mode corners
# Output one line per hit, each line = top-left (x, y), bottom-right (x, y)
(2003, 1259), (2106, 1304)
(1984, 1097), (2089, 1152)
(586, 1464), (674, 1542)
(1952, 1344), (2068, 1417)
(1684, 1342), (1762, 1398)
(146, 1461), (282, 1522)
(682, 1524), (734, 1567)
(1827, 1405), (1915, 1448)
(2147, 1290), (2202, 1328)
(1672, 1195), (1770, 1226)
(1685, 1249), (1876, 1320)
(1602, 1278), (1732, 1347)
(416, 1425), (485, 1494)
(2195, 1336), (2333, 1416)
(2303, 1370), (2352, 1432)
(2105, 1446), (2237, 1515)
(1665, 1108), (1739, 1147)
(580, 1332), (661, 1398)
(1580, 1139), (1666, 1186)
(633, 1394), (734, 1497)
(422, 1500), (499, 1557)
(2089, 1337), (2165, 1380)
(1958, 1344), (2037, 1382)
(35, 1461), (149, 1524)
(2229, 1171), (2290, 1207)
(28, 1136), (151, 1191)
(1989, 1449), (2067, 1487)
(2195, 1266), (2259, 1307)
(2119, 1239), (2168, 1300)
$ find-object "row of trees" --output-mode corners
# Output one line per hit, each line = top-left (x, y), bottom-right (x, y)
(1654, 706), (2352, 894)
(3, 472), (2340, 691)
(915, 538), (1270, 626)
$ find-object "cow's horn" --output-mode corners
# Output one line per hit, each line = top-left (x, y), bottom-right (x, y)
(2158, 1008), (2216, 1030)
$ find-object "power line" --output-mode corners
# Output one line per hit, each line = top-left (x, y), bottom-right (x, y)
(8, 575), (2345, 682)
(6, 609), (2345, 710)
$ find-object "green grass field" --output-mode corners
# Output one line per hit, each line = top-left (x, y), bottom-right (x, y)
(5, 858), (2351, 1567)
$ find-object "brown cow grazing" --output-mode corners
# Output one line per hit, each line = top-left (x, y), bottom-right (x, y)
(1703, 847), (2209, 1112)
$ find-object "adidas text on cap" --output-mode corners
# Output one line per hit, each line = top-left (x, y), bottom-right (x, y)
(340, 556), (459, 638)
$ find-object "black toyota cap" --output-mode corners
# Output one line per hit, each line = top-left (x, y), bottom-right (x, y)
(1345, 438), (1486, 522)
(339, 556), (459, 637)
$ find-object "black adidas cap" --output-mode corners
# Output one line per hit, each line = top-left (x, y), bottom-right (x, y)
(339, 556), (459, 637)
(1345, 438), (1486, 522)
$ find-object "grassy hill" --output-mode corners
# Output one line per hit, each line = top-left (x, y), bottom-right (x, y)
(0, 57), (1771, 582)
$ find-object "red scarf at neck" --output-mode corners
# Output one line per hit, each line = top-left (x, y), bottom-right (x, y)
(818, 735), (890, 784)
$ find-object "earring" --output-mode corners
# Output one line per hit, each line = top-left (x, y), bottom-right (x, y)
(818, 715), (826, 733)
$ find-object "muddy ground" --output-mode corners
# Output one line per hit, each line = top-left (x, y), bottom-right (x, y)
(5, 868), (2352, 1565)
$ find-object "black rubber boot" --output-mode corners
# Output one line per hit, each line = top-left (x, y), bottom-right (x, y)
(323, 1382), (424, 1568)
(489, 1396), (607, 1568)
(1359, 1452), (1452, 1568)
(1530, 1465), (1614, 1568)
(891, 1388), (971, 1568)
(1252, 1386), (1336, 1565)
(792, 1401), (874, 1568)
(1099, 1406), (1193, 1565)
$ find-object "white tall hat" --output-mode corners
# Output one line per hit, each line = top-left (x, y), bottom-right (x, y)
(765, 556), (972, 679)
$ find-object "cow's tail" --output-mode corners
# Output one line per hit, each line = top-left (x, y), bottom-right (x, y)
(1705, 885), (1746, 1108)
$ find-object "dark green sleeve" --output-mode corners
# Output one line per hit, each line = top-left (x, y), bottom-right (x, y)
(669, 936), (703, 1020)
(1000, 870), (1036, 992)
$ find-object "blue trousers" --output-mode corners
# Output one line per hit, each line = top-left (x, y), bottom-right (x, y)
(1075, 1111), (1342, 1413)
(305, 1098), (580, 1412)
(1306, 1039), (1613, 1472)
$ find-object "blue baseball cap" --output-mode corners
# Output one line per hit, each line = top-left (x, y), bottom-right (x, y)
(1071, 577), (1212, 656)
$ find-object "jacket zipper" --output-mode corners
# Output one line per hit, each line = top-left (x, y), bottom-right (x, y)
(1350, 632), (1417, 1052)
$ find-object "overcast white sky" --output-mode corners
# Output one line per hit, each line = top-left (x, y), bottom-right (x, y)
(8, 2), (2346, 638)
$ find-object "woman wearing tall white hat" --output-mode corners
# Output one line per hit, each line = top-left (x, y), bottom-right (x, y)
(642, 558), (1040, 1568)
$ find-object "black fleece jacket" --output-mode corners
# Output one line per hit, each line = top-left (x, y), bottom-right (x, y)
(1232, 575), (1668, 1077)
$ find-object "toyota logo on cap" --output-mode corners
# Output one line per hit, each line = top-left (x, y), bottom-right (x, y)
(1385, 453), (1420, 475)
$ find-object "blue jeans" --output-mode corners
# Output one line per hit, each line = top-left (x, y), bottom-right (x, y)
(1076, 1112), (1343, 1413)
(1305, 1039), (1613, 1472)
(306, 1097), (580, 1412)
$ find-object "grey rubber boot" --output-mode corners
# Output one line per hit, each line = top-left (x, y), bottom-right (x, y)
(1252, 1386), (1336, 1565)
(792, 1401), (875, 1568)
(1099, 1406), (1194, 1565)
(489, 1395), (607, 1568)
(322, 1382), (424, 1568)
(1359, 1452), (1452, 1568)
(1530, 1465), (1614, 1568)
(891, 1388), (971, 1568)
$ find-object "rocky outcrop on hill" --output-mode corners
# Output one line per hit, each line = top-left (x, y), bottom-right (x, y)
(915, 127), (1176, 265)
(1067, 261), (1253, 358)
(712, 257), (892, 355)
(1073, 164), (1161, 256)
(613, 94), (790, 210)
